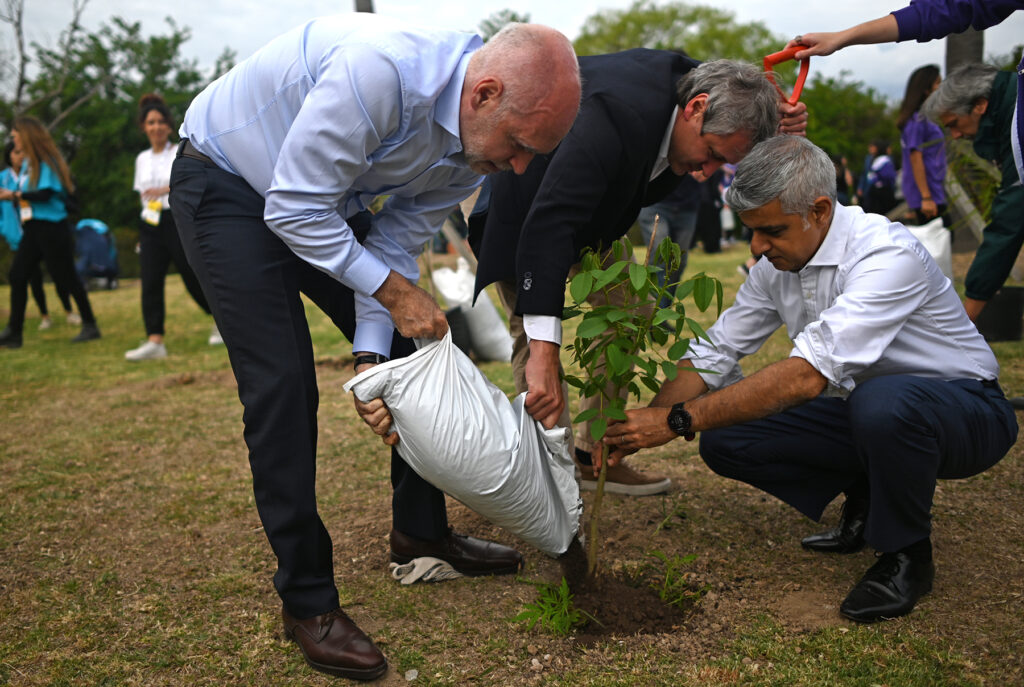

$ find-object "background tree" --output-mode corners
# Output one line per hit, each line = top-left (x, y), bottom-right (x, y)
(800, 72), (894, 170)
(0, 3), (232, 281)
(478, 9), (531, 42)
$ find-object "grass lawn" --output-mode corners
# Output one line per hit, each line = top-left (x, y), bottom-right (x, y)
(0, 241), (1021, 686)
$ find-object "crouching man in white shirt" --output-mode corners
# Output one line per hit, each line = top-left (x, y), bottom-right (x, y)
(600, 135), (1017, 624)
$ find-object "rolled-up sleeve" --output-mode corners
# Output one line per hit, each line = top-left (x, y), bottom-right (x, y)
(792, 245), (929, 394)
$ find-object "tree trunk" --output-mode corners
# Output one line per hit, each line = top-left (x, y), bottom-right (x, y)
(945, 28), (983, 74)
(354, 0), (374, 12)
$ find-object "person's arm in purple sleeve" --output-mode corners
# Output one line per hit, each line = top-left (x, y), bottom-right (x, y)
(786, 0), (1023, 59)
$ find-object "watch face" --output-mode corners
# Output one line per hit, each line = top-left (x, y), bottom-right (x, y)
(668, 404), (691, 435)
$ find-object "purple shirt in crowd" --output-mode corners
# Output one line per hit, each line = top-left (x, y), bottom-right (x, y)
(900, 112), (946, 209)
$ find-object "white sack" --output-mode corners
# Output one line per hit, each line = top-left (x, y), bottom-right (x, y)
(432, 258), (513, 362)
(343, 332), (581, 556)
(907, 217), (953, 280)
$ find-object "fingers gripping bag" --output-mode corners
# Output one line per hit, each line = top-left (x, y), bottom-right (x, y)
(343, 332), (581, 556)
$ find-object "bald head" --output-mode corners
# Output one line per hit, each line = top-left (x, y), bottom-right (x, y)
(459, 24), (581, 175)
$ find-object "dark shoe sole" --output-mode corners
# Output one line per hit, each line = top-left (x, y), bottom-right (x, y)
(800, 538), (865, 554)
(284, 628), (388, 681)
(389, 551), (521, 577)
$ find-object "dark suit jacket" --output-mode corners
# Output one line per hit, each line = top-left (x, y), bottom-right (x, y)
(471, 49), (699, 316)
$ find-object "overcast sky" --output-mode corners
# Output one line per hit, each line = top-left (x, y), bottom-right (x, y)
(19, 0), (1024, 100)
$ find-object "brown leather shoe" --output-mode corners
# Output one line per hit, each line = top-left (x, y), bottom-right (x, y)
(282, 606), (387, 681)
(575, 449), (672, 496)
(390, 527), (523, 576)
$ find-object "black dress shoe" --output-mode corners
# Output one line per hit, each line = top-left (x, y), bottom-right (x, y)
(0, 327), (23, 349)
(802, 494), (868, 554)
(390, 527), (524, 576)
(71, 322), (101, 343)
(840, 551), (935, 623)
(282, 606), (387, 680)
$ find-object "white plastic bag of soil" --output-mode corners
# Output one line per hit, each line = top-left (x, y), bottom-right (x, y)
(906, 216), (953, 281)
(431, 258), (513, 362)
(344, 331), (581, 556)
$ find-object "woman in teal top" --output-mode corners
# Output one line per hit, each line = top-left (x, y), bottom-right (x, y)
(0, 116), (99, 348)
(1, 141), (75, 330)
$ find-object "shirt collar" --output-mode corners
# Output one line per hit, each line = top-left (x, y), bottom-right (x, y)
(803, 202), (853, 268)
(650, 106), (679, 180)
(435, 46), (478, 146)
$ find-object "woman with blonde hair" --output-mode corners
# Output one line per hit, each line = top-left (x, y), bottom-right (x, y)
(0, 116), (99, 348)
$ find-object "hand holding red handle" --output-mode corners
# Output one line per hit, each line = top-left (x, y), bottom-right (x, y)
(763, 45), (810, 105)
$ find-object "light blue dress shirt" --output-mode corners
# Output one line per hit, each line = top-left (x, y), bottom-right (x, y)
(686, 203), (999, 396)
(181, 13), (484, 355)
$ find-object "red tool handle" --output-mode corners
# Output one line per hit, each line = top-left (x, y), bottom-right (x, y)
(763, 45), (810, 105)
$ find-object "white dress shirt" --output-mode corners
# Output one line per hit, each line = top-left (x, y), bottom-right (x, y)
(133, 143), (176, 210)
(180, 14), (483, 355)
(686, 203), (999, 396)
(522, 107), (681, 346)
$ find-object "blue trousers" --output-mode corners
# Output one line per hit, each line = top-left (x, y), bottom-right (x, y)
(169, 152), (449, 618)
(637, 203), (698, 309)
(700, 375), (1017, 552)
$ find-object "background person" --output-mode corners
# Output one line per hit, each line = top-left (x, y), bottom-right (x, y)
(125, 94), (219, 362)
(0, 116), (100, 348)
(169, 15), (580, 680)
(924, 63), (1024, 322)
(600, 135), (1017, 624)
(897, 65), (948, 226)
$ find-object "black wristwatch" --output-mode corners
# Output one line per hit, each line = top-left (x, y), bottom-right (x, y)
(667, 402), (695, 439)
(353, 353), (389, 369)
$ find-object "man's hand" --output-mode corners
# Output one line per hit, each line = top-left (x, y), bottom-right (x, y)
(786, 32), (846, 59)
(373, 270), (449, 340)
(353, 356), (400, 446)
(599, 407), (678, 466)
(524, 339), (564, 429)
(778, 100), (808, 137)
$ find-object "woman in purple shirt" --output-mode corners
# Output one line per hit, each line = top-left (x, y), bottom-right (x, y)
(897, 64), (948, 225)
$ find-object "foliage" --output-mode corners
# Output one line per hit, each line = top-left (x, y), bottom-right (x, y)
(478, 9), (530, 42)
(800, 71), (895, 170)
(565, 236), (722, 577)
(513, 578), (586, 636)
(645, 550), (709, 609)
(0, 9), (233, 281)
(573, 0), (784, 67)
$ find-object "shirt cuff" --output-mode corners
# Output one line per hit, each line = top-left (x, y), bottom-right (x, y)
(523, 314), (562, 345)
(890, 7), (921, 42)
(342, 248), (391, 298)
(352, 320), (395, 358)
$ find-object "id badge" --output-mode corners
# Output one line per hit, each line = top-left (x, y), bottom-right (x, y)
(19, 200), (32, 223)
(141, 199), (162, 226)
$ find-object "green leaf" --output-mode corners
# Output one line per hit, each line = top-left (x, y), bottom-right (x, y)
(652, 308), (676, 325)
(606, 309), (629, 322)
(590, 418), (608, 442)
(564, 375), (585, 389)
(651, 326), (668, 346)
(686, 318), (711, 342)
(661, 360), (679, 381)
(604, 405), (627, 421)
(674, 280), (695, 301)
(642, 376), (661, 393)
(606, 344), (627, 375)
(693, 276), (714, 310)
(562, 307), (583, 320)
(577, 315), (609, 339)
(569, 271), (594, 304)
(574, 408), (599, 424)
(668, 339), (690, 359)
(629, 262), (647, 292)
(593, 260), (628, 290)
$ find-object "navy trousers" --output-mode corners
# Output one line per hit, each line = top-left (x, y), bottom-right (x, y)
(700, 375), (1017, 552)
(169, 152), (449, 619)
(137, 211), (211, 336)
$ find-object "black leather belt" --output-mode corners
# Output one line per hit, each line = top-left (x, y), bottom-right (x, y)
(178, 139), (215, 166)
(981, 379), (1001, 391)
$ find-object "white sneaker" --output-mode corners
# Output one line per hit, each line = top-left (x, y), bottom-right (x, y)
(208, 324), (224, 346)
(66, 312), (82, 326)
(38, 317), (53, 330)
(125, 340), (167, 361)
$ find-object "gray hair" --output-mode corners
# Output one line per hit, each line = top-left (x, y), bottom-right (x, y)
(473, 23), (581, 116)
(677, 60), (780, 145)
(923, 63), (998, 120)
(725, 136), (836, 215)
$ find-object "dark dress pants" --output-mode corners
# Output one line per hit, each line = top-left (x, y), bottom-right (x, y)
(699, 375), (1017, 552)
(138, 211), (212, 336)
(169, 155), (449, 619)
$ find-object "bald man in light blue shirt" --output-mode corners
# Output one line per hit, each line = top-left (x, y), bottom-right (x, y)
(169, 13), (580, 680)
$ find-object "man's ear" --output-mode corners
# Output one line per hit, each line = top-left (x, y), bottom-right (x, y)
(470, 77), (504, 111)
(972, 98), (989, 116)
(811, 196), (834, 228)
(681, 93), (708, 121)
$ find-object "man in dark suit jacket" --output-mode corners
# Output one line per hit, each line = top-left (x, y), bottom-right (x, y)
(471, 51), (807, 495)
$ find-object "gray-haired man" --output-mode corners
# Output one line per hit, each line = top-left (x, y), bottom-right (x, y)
(602, 135), (1017, 623)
